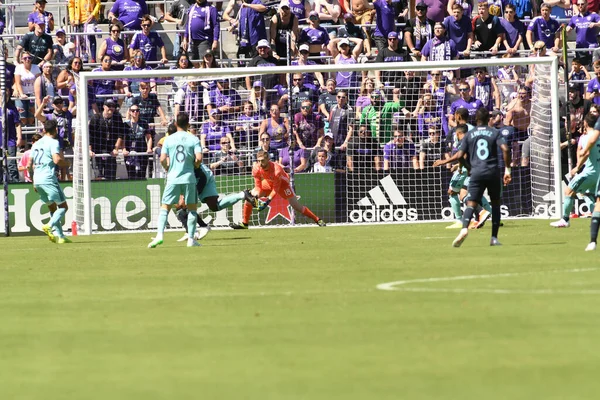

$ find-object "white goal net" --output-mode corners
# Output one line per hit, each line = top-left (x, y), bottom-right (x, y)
(72, 57), (561, 234)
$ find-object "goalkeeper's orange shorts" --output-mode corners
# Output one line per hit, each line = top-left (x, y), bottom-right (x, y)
(256, 179), (295, 200)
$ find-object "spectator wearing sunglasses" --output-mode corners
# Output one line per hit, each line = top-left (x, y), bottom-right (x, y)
(129, 14), (168, 64)
(404, 1), (435, 60)
(499, 4), (525, 57)
(98, 24), (128, 69)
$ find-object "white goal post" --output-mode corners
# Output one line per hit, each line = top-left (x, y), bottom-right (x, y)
(74, 56), (562, 235)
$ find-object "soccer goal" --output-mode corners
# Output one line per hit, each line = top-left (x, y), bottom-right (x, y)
(72, 56), (562, 235)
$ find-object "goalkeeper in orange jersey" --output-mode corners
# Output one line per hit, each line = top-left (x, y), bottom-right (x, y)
(230, 150), (326, 229)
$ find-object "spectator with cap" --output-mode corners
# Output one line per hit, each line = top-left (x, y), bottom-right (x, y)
(53, 28), (76, 67)
(472, 0), (505, 56)
(245, 40), (282, 93)
(421, 22), (458, 61)
(291, 43), (326, 90)
(88, 98), (128, 180)
(16, 16), (53, 66)
(181, 0), (219, 63)
(331, 38), (363, 96)
(566, 0), (600, 67)
(98, 24), (128, 69)
(202, 109), (236, 154)
(235, 0), (268, 61)
(164, 0), (193, 58)
(526, 3), (561, 53)
(68, 0), (100, 62)
(278, 73), (319, 115)
(334, 13), (370, 56)
(375, 31), (412, 88)
(373, 0), (401, 54)
(299, 11), (331, 59)
(28, 0), (54, 34)
(443, 2), (473, 58)
(129, 14), (168, 64)
(404, 1), (436, 60)
(500, 3), (525, 57)
(206, 78), (242, 116)
(108, 0), (149, 32)
(270, 0), (300, 60)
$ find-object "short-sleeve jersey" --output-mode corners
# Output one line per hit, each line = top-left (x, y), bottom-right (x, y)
(583, 121), (600, 174)
(31, 135), (60, 185)
(162, 131), (201, 184)
(459, 125), (506, 177)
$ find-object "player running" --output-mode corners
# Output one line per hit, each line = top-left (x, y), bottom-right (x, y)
(230, 150), (326, 229)
(148, 112), (203, 248)
(550, 113), (600, 228)
(27, 120), (72, 244)
(573, 114), (600, 251)
(433, 107), (512, 247)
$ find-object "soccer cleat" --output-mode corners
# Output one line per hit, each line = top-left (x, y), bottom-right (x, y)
(585, 242), (597, 251)
(468, 219), (479, 230)
(176, 233), (189, 242)
(550, 219), (570, 228)
(187, 239), (201, 247)
(57, 236), (72, 244)
(195, 226), (211, 240)
(452, 228), (469, 248)
(243, 189), (259, 208)
(148, 238), (164, 248)
(474, 209), (491, 229)
(490, 237), (502, 246)
(42, 225), (56, 243)
(316, 219), (326, 227)
(229, 221), (248, 229)
(446, 221), (463, 229)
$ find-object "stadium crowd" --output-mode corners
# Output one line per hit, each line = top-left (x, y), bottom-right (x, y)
(0, 0), (595, 186)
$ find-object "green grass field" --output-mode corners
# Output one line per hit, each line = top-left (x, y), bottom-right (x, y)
(2, 219), (600, 399)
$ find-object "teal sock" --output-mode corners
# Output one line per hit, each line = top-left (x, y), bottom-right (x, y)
(584, 194), (595, 212)
(481, 196), (492, 212)
(449, 194), (462, 220)
(49, 208), (66, 237)
(187, 211), (197, 240)
(217, 192), (245, 210)
(563, 196), (575, 221)
(156, 208), (168, 240)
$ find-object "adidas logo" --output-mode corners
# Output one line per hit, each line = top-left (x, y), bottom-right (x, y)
(349, 175), (418, 223)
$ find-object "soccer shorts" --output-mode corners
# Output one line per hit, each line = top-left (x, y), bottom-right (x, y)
(162, 182), (197, 205)
(256, 179), (295, 200)
(466, 173), (502, 204)
(35, 183), (66, 205)
(197, 167), (218, 201)
(449, 169), (468, 193)
(570, 170), (599, 194)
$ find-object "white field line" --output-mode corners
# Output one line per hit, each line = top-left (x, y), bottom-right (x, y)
(376, 268), (600, 295)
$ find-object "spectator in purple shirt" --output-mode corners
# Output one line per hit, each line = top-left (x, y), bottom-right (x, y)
(500, 3), (525, 56)
(235, 0), (268, 60)
(526, 3), (561, 53)
(299, 11), (331, 58)
(129, 15), (167, 63)
(586, 60), (600, 105)
(566, 0), (600, 66)
(206, 78), (242, 116)
(109, 0), (149, 31)
(443, 3), (473, 57)
(28, 0), (54, 34)
(373, 0), (399, 53)
(383, 130), (418, 170)
(449, 82), (484, 127)
(421, 22), (458, 61)
(423, 0), (449, 22)
(404, 1), (436, 60)
(294, 99), (324, 149)
(278, 136), (309, 173)
(182, 0), (219, 63)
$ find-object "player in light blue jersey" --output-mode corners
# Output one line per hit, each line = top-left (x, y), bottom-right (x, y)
(571, 114), (600, 251)
(148, 112), (203, 248)
(551, 113), (600, 229)
(27, 120), (71, 244)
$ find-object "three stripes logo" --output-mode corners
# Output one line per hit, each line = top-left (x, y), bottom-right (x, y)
(349, 175), (418, 223)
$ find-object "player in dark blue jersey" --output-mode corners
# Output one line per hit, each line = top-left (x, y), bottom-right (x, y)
(434, 107), (512, 247)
